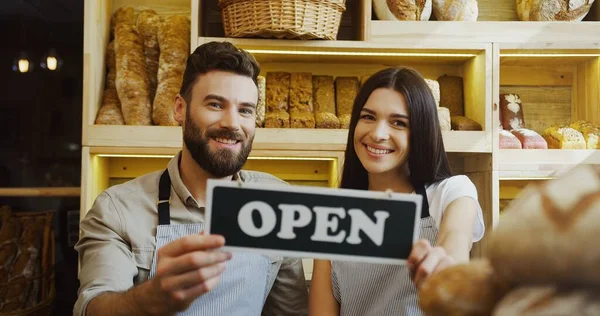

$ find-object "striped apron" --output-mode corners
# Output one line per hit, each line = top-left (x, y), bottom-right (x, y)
(148, 169), (271, 316)
(331, 185), (438, 316)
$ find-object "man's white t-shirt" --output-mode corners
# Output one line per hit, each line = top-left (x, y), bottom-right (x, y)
(423, 175), (485, 242)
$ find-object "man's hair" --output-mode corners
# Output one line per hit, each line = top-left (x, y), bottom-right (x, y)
(179, 41), (261, 103)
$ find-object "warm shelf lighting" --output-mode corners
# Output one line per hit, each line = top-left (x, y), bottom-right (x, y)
(245, 49), (476, 58)
(94, 154), (335, 161)
(499, 53), (600, 57)
(95, 154), (175, 158)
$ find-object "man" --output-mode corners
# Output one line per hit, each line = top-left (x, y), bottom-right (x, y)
(74, 41), (309, 316)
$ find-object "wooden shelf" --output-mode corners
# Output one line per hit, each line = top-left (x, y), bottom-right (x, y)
(0, 187), (81, 197)
(84, 125), (490, 153)
(497, 149), (600, 179)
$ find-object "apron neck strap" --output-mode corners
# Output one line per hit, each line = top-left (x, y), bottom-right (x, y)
(415, 185), (430, 219)
(158, 169), (171, 225)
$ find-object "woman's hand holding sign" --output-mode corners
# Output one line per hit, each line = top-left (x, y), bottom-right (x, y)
(408, 239), (456, 289)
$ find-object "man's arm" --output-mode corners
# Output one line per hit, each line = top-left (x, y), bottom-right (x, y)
(262, 257), (309, 316)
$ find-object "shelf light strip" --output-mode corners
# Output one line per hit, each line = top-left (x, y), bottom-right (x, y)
(500, 53), (600, 57)
(245, 49), (476, 58)
(95, 154), (335, 161)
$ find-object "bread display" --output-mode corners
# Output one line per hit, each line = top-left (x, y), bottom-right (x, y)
(256, 76), (266, 127)
(419, 259), (510, 316)
(95, 89), (125, 125)
(500, 94), (525, 130)
(488, 165), (600, 285)
(153, 15), (190, 126)
(136, 10), (160, 104)
(114, 10), (152, 125)
(570, 120), (600, 149)
(432, 0), (478, 21)
(451, 116), (482, 131)
(290, 111), (316, 128)
(542, 125), (586, 149)
(510, 128), (547, 149)
(438, 107), (451, 131)
(517, 0), (596, 21)
(499, 130), (522, 149)
(266, 72), (291, 112)
(315, 112), (340, 129)
(264, 111), (290, 128)
(438, 75), (464, 116)
(425, 78), (440, 107)
(335, 77), (359, 117)
(493, 285), (600, 316)
(373, 0), (433, 21)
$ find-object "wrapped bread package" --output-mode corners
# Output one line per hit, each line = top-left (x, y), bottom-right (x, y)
(335, 77), (359, 116)
(419, 259), (510, 316)
(510, 128), (547, 149)
(95, 89), (125, 125)
(451, 116), (482, 131)
(438, 75), (464, 116)
(136, 10), (160, 103)
(438, 107), (451, 131)
(266, 72), (291, 112)
(500, 94), (525, 130)
(315, 112), (340, 129)
(493, 285), (600, 316)
(542, 126), (586, 149)
(264, 111), (290, 128)
(256, 76), (266, 127)
(153, 15), (190, 126)
(499, 130), (522, 149)
(570, 120), (600, 149)
(114, 20), (152, 125)
(425, 78), (440, 107)
(487, 164), (600, 285)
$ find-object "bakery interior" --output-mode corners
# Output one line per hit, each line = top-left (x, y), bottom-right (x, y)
(1, 0), (600, 314)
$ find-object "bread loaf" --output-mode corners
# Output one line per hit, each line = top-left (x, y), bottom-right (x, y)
(106, 41), (116, 89)
(153, 15), (190, 126)
(289, 73), (313, 113)
(266, 72), (291, 112)
(517, 0), (596, 21)
(570, 120), (600, 149)
(451, 116), (482, 131)
(419, 259), (510, 316)
(111, 7), (134, 33)
(136, 10), (160, 104)
(499, 130), (522, 149)
(290, 111), (316, 128)
(256, 76), (266, 127)
(114, 14), (152, 125)
(339, 114), (352, 129)
(313, 75), (335, 114)
(264, 111), (290, 128)
(373, 0), (432, 20)
(488, 164), (600, 285)
(438, 106), (451, 131)
(493, 285), (600, 316)
(336, 77), (359, 117)
(425, 78), (440, 107)
(500, 94), (525, 130)
(95, 89), (125, 125)
(315, 112), (340, 129)
(432, 0), (478, 21)
(510, 128), (547, 149)
(438, 75), (464, 116)
(542, 125), (586, 149)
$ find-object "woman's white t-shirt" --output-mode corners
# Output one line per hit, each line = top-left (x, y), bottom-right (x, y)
(424, 174), (485, 242)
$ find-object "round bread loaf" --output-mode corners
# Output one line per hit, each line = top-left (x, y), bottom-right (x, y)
(432, 0), (478, 21)
(517, 0), (595, 21)
(373, 0), (432, 21)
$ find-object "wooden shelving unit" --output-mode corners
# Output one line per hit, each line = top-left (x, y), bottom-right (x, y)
(82, 0), (600, 274)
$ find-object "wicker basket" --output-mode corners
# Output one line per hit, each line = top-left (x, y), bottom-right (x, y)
(218, 0), (346, 40)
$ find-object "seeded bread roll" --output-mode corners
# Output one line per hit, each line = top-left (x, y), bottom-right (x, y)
(264, 111), (290, 128)
(542, 125), (586, 149)
(114, 19), (152, 125)
(256, 76), (266, 127)
(266, 72), (291, 112)
(153, 15), (190, 126)
(136, 10), (160, 104)
(438, 74), (464, 116)
(335, 77), (359, 117)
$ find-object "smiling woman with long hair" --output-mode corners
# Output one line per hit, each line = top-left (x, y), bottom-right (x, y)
(308, 67), (485, 316)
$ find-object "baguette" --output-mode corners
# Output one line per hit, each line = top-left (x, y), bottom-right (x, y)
(95, 89), (125, 125)
(136, 10), (160, 104)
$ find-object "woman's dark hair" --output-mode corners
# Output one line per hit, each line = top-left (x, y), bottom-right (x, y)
(340, 67), (453, 190)
(179, 41), (260, 104)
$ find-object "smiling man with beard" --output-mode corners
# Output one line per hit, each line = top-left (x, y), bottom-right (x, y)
(74, 41), (309, 316)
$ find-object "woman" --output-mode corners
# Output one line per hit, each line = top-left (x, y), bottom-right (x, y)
(308, 67), (485, 316)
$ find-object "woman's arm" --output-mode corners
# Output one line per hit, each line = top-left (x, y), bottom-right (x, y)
(408, 196), (478, 288)
(308, 259), (340, 316)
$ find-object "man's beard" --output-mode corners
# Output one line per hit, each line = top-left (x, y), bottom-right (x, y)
(183, 115), (253, 178)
